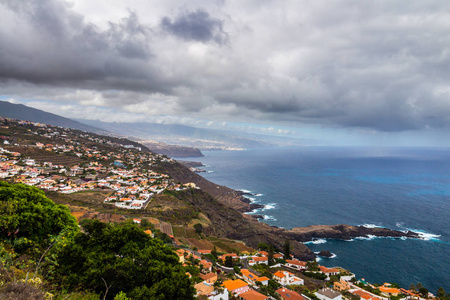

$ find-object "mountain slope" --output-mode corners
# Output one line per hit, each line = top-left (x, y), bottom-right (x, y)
(0, 100), (105, 133)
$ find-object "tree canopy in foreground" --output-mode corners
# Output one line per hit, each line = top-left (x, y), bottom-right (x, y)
(56, 219), (195, 300)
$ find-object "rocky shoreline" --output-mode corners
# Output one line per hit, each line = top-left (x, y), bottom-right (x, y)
(155, 160), (422, 260)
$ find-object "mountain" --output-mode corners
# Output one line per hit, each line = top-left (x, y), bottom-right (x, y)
(0, 100), (106, 133)
(79, 120), (313, 150)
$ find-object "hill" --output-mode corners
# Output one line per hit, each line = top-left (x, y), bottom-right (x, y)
(0, 100), (106, 133)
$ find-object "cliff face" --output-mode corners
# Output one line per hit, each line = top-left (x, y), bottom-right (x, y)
(154, 161), (252, 212)
(172, 189), (316, 260)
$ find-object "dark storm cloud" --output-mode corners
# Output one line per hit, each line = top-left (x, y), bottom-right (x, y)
(161, 10), (227, 44)
(0, 0), (172, 94)
(2, 0), (450, 134)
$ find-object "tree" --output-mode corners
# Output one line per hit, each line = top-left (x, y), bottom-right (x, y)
(56, 220), (195, 300)
(283, 239), (291, 260)
(193, 223), (203, 235)
(268, 244), (275, 266)
(258, 243), (269, 251)
(437, 287), (447, 300)
(0, 181), (79, 254)
(224, 256), (233, 268)
(419, 287), (429, 298)
(211, 246), (218, 259)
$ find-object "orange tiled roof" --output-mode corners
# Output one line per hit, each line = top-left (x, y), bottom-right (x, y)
(240, 289), (268, 300)
(319, 265), (340, 273)
(223, 279), (248, 291)
(274, 271), (286, 278)
(257, 276), (270, 282)
(379, 287), (400, 294)
(252, 256), (268, 261)
(286, 259), (307, 267)
(351, 290), (377, 300)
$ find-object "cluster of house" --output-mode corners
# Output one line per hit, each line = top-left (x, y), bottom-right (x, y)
(332, 279), (431, 300)
(0, 119), (196, 209)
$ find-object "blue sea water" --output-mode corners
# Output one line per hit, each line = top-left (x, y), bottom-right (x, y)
(186, 147), (450, 292)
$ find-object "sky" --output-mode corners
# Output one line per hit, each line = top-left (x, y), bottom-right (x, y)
(1, 0), (450, 146)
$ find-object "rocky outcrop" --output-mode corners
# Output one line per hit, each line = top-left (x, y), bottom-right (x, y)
(287, 224), (420, 241)
(317, 250), (333, 257)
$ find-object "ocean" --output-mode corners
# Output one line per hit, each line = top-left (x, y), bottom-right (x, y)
(185, 147), (450, 293)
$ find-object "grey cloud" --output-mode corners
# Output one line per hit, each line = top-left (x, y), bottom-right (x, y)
(161, 10), (227, 44)
(2, 0), (450, 134)
(0, 0), (169, 94)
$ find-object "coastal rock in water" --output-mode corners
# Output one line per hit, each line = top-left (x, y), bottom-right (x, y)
(317, 250), (333, 257)
(287, 224), (420, 242)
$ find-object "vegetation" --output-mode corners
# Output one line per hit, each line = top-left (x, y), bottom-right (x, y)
(0, 181), (79, 254)
(303, 271), (327, 280)
(0, 182), (195, 299)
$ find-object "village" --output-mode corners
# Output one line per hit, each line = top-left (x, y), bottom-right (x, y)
(167, 242), (432, 300)
(0, 118), (194, 209)
(0, 118), (439, 300)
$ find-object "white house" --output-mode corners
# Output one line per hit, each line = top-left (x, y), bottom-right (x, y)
(315, 288), (342, 300)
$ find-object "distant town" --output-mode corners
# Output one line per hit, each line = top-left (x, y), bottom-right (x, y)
(0, 118), (194, 210)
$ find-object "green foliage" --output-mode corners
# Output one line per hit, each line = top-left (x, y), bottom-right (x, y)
(419, 287), (429, 298)
(224, 256), (233, 268)
(303, 288), (320, 300)
(114, 291), (130, 300)
(268, 244), (275, 266)
(283, 239), (291, 260)
(0, 181), (79, 254)
(436, 287), (450, 300)
(329, 275), (339, 282)
(258, 279), (281, 297)
(233, 266), (241, 274)
(258, 243), (269, 251)
(193, 223), (203, 235)
(306, 260), (319, 271)
(55, 220), (195, 300)
(303, 271), (327, 280)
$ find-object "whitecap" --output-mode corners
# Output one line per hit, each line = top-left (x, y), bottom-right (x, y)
(242, 195), (257, 202)
(355, 235), (377, 241)
(263, 215), (277, 221)
(396, 222), (404, 228)
(395, 223), (441, 241)
(254, 193), (263, 197)
(263, 203), (276, 210)
(304, 239), (327, 245)
(361, 224), (383, 228)
(406, 229), (441, 241)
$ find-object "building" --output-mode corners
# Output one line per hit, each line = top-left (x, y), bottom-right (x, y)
(239, 289), (270, 300)
(315, 288), (342, 300)
(350, 289), (380, 300)
(319, 266), (340, 279)
(200, 259), (213, 273)
(285, 259), (307, 270)
(199, 272), (218, 285)
(273, 270), (304, 286)
(223, 279), (250, 295)
(276, 288), (306, 300)
(334, 279), (351, 291)
(248, 256), (268, 266)
(195, 282), (229, 300)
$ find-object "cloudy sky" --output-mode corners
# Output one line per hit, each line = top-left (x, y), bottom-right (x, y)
(1, 0), (450, 146)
